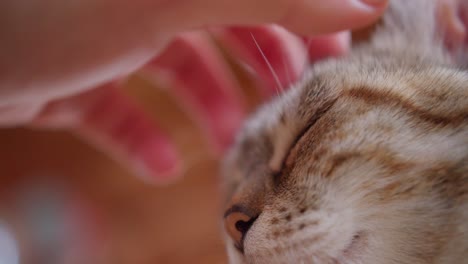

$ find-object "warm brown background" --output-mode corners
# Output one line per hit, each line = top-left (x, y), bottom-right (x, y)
(0, 50), (262, 264)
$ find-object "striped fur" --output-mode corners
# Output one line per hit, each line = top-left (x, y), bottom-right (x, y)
(222, 0), (468, 263)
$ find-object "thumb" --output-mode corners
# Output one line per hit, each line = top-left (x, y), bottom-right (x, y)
(166, 0), (388, 35)
(278, 0), (389, 34)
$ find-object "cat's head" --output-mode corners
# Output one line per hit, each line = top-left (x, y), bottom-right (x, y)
(221, 1), (468, 263)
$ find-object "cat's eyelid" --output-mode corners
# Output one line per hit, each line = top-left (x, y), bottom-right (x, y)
(268, 98), (337, 176)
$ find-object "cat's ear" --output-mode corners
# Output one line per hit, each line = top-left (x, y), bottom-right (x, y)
(369, 0), (442, 55)
(369, 0), (468, 67)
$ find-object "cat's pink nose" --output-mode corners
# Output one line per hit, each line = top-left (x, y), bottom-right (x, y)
(224, 206), (257, 253)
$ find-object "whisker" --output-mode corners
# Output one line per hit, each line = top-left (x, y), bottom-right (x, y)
(250, 32), (284, 97)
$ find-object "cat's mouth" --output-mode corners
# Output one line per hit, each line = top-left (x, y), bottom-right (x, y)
(238, 231), (369, 264)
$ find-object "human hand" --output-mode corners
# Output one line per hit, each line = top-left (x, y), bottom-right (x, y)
(0, 0), (389, 182)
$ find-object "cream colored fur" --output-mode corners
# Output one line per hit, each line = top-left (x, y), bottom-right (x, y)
(222, 1), (468, 263)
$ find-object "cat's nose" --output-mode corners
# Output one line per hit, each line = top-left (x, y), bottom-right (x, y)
(224, 206), (258, 252)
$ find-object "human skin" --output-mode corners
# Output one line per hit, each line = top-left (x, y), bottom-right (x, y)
(0, 0), (389, 181)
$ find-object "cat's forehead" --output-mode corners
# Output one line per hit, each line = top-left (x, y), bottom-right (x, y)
(231, 66), (341, 174)
(230, 57), (378, 169)
(228, 57), (468, 175)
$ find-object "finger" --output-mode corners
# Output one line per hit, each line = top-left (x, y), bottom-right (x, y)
(0, 102), (44, 127)
(438, 0), (467, 50)
(277, 0), (389, 35)
(212, 25), (308, 98)
(304, 31), (351, 62)
(165, 0), (388, 36)
(1, 0), (387, 106)
(1, 0), (168, 105)
(32, 84), (181, 184)
(144, 31), (246, 152)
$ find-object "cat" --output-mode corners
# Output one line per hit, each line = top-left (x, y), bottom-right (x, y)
(221, 0), (468, 263)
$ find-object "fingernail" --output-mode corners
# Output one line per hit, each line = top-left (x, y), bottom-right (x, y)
(359, 0), (388, 7)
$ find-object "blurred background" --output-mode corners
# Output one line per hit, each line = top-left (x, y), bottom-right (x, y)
(0, 38), (263, 264)
(0, 26), (373, 264)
